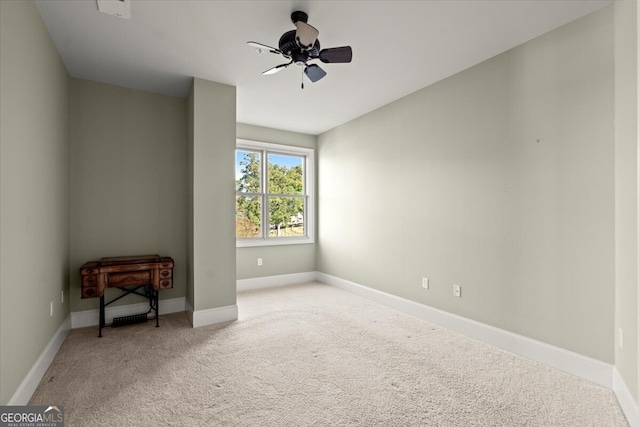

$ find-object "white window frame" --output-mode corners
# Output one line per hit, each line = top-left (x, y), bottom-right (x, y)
(236, 139), (315, 247)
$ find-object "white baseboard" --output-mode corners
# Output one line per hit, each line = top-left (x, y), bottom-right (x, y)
(71, 295), (236, 328)
(614, 367), (640, 427)
(317, 272), (614, 389)
(71, 297), (186, 329)
(237, 272), (318, 291)
(185, 299), (194, 326)
(189, 304), (238, 328)
(9, 315), (71, 405)
(184, 299), (238, 328)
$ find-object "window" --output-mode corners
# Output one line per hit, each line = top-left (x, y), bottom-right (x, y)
(235, 139), (314, 247)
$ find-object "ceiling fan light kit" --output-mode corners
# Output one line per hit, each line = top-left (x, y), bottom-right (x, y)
(248, 11), (352, 87)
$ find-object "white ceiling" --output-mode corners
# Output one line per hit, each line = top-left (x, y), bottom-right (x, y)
(35, 0), (612, 135)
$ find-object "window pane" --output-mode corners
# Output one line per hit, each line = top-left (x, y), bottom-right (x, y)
(268, 196), (305, 237)
(267, 153), (303, 195)
(236, 195), (262, 238)
(236, 150), (261, 193)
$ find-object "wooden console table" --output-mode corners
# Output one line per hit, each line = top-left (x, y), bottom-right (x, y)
(80, 255), (174, 337)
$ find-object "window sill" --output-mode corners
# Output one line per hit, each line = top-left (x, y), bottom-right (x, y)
(236, 237), (315, 248)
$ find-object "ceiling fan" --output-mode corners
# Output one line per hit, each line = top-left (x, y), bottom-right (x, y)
(247, 11), (353, 87)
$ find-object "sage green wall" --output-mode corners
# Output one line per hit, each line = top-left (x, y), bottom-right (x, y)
(69, 79), (187, 312)
(189, 78), (236, 311)
(0, 0), (70, 404)
(318, 8), (615, 363)
(614, 0), (639, 402)
(236, 123), (317, 280)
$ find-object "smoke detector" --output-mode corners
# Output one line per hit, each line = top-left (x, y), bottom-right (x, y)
(96, 0), (130, 20)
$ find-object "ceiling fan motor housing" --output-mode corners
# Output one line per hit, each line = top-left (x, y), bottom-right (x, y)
(278, 30), (320, 58)
(292, 52), (307, 66)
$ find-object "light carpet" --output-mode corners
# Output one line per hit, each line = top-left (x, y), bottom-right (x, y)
(30, 282), (628, 426)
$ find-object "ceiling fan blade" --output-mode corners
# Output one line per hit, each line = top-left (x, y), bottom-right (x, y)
(319, 46), (352, 63)
(294, 21), (319, 50)
(304, 64), (326, 82)
(262, 62), (291, 75)
(247, 41), (282, 55)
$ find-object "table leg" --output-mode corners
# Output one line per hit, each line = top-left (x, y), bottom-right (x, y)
(99, 294), (105, 338)
(155, 290), (159, 328)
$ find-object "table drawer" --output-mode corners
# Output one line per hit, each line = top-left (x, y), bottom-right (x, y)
(81, 275), (98, 298)
(159, 278), (173, 289)
(108, 271), (151, 287)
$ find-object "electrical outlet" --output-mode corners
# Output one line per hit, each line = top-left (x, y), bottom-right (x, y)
(257, 258), (263, 266)
(453, 285), (461, 298)
(50, 301), (54, 317)
(422, 278), (429, 289)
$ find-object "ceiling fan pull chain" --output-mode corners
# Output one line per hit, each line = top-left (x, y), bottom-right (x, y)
(301, 68), (304, 89)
